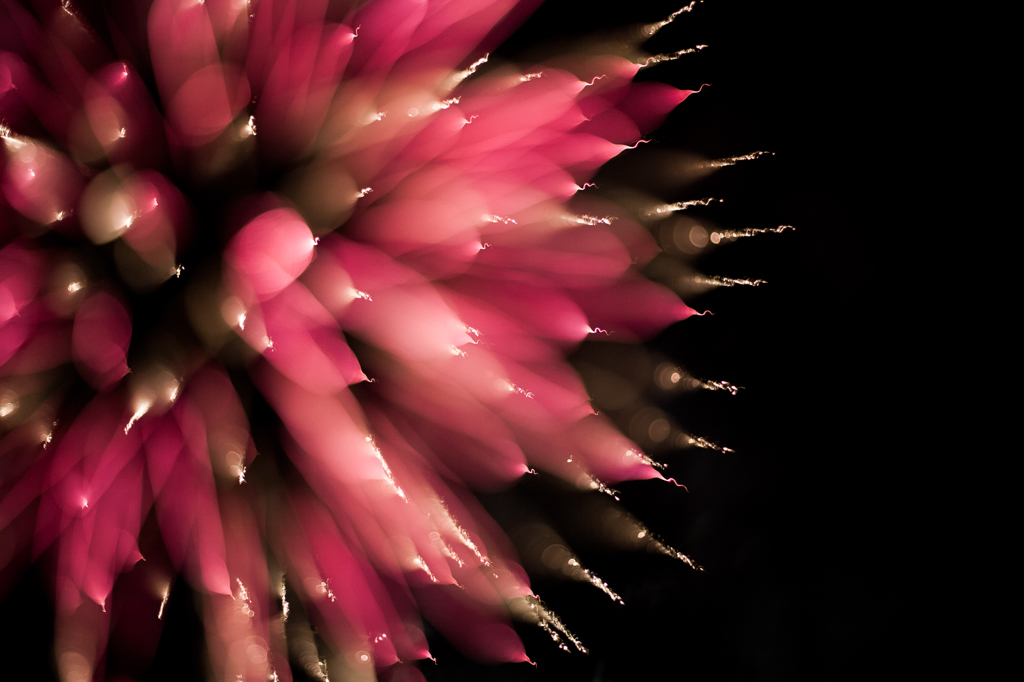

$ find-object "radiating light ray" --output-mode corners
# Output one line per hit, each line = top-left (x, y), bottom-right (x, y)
(644, 197), (722, 218)
(0, 393), (17, 418)
(563, 212), (615, 226)
(317, 579), (336, 602)
(157, 583), (170, 619)
(566, 556), (624, 604)
(482, 214), (516, 224)
(504, 381), (535, 399)
(412, 555), (438, 583)
(626, 448), (667, 471)
(703, 150), (774, 168)
(366, 436), (407, 500)
(347, 288), (372, 302)
(450, 54), (490, 89)
(702, 379), (741, 395)
(124, 397), (152, 434)
(710, 225), (794, 242)
(677, 431), (734, 453)
(438, 539), (465, 567)
(644, 1), (702, 36)
(638, 45), (708, 68)
(432, 497), (490, 565)
(651, 539), (704, 571)
(235, 578), (255, 617)
(656, 362), (741, 395)
(0, 126), (27, 150)
(514, 595), (588, 654)
(434, 96), (461, 111)
(588, 477), (620, 500)
(689, 275), (766, 288)
(279, 576), (289, 622)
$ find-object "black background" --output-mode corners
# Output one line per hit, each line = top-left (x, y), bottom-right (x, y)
(0, 1), (910, 680)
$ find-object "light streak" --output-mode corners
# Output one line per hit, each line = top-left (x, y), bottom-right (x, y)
(644, 197), (723, 218)
(644, 1), (702, 36)
(639, 44), (708, 68)
(124, 397), (152, 434)
(157, 584), (170, 619)
(711, 225), (795, 242)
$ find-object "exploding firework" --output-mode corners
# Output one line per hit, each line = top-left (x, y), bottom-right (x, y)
(0, 0), (796, 679)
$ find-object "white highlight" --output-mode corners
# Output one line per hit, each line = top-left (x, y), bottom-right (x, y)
(504, 380), (534, 399)
(349, 288), (373, 301)
(279, 576), (289, 622)
(677, 431), (734, 453)
(690, 274), (767, 288)
(125, 397), (152, 434)
(0, 399), (17, 418)
(366, 435), (407, 501)
(451, 54), (489, 87)
(569, 557), (623, 604)
(563, 212), (615, 226)
(644, 197), (722, 218)
(587, 476), (620, 500)
(235, 578), (255, 617)
(516, 595), (587, 654)
(711, 225), (794, 242)
(626, 448), (667, 471)
(482, 214), (516, 224)
(644, 1), (702, 36)
(412, 556), (439, 583)
(703, 151), (774, 168)
(318, 578), (336, 602)
(639, 45), (707, 69)
(157, 584), (170, 619)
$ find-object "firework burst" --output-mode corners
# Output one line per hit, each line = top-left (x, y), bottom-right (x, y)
(0, 1), (729, 679)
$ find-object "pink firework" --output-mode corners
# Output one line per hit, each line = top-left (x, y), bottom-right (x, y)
(0, 1), (708, 679)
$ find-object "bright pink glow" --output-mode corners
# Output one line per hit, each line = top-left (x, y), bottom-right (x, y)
(225, 208), (317, 303)
(72, 293), (132, 391)
(0, 0), (704, 675)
